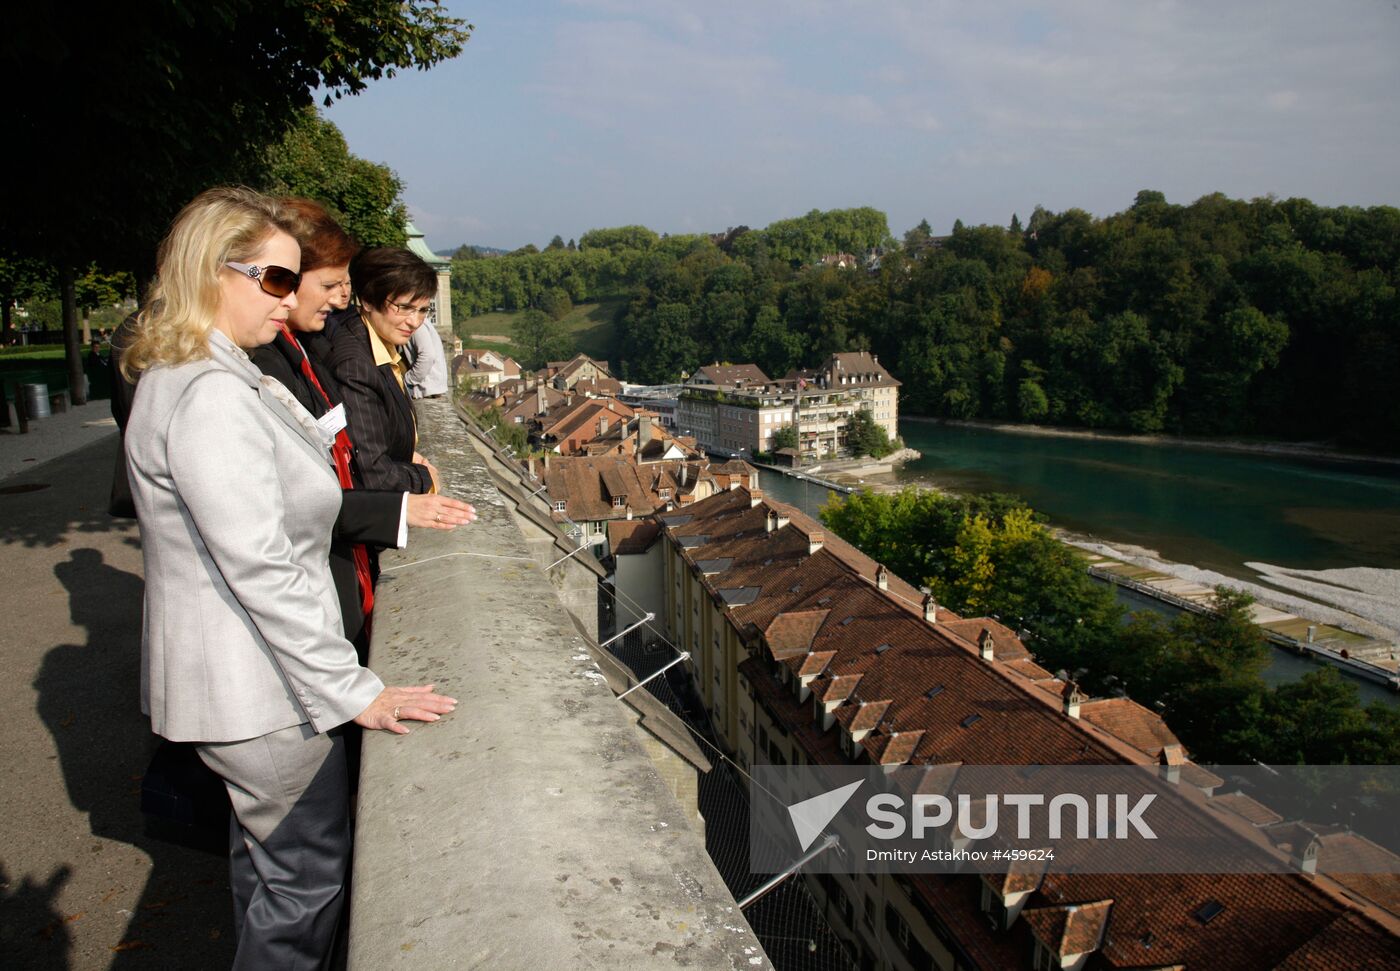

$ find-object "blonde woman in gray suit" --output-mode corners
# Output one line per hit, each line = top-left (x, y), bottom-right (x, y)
(123, 187), (456, 969)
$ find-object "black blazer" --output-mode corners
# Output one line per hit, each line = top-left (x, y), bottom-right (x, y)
(250, 330), (403, 650)
(324, 309), (433, 494)
(107, 314), (140, 517)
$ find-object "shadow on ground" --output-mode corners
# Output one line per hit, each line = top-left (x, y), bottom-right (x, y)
(10, 544), (235, 968)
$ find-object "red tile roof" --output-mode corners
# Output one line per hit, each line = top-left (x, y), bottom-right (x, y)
(653, 484), (1400, 967)
(1022, 898), (1113, 957)
(1076, 698), (1182, 759)
(607, 520), (661, 556)
(1211, 792), (1284, 827)
(692, 363), (771, 388)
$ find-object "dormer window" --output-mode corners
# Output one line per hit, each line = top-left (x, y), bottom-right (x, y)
(659, 488), (672, 500)
(553, 500), (567, 512)
(612, 495), (626, 507)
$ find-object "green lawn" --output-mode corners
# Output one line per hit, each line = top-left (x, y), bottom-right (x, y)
(0, 345), (66, 361)
(456, 299), (622, 364)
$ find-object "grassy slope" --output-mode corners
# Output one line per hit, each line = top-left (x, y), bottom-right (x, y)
(456, 298), (623, 364)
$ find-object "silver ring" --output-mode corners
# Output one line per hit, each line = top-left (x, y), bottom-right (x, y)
(435, 513), (441, 522)
(393, 705), (401, 720)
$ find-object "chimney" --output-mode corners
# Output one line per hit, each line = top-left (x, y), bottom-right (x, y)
(528, 457), (536, 480)
(766, 509), (779, 533)
(876, 565), (889, 590)
(1062, 681), (1086, 719)
(807, 530), (824, 555)
(1158, 744), (1184, 784)
(1291, 833), (1320, 875)
(543, 452), (551, 471)
(536, 385), (546, 415)
(749, 489), (764, 508)
(597, 416), (609, 435)
(639, 414), (652, 447)
(922, 594), (937, 624)
(979, 628), (995, 661)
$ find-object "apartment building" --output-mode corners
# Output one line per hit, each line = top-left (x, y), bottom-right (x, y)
(675, 352), (901, 460)
(619, 486), (1400, 971)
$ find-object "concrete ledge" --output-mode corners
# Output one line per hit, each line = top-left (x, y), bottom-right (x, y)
(349, 398), (768, 969)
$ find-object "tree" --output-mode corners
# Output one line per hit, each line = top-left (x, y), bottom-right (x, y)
(546, 235), (566, 251)
(511, 309), (572, 370)
(0, 256), (54, 343)
(770, 424), (798, 451)
(261, 107), (408, 248)
(1017, 378), (1049, 421)
(539, 288), (573, 321)
(5, 1), (471, 403)
(845, 407), (894, 458)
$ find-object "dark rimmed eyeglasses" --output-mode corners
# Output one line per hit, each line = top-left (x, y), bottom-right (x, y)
(385, 299), (434, 319)
(225, 261), (301, 298)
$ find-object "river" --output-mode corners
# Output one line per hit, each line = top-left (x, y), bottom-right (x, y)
(755, 420), (1400, 706)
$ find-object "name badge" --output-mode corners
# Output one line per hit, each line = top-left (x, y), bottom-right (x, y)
(317, 403), (348, 441)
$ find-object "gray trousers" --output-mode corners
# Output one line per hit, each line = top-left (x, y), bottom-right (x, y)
(198, 722), (350, 971)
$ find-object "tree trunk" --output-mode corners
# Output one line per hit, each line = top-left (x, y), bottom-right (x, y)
(1, 298), (13, 346)
(60, 265), (87, 405)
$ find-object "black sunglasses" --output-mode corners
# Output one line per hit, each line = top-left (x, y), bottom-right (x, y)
(225, 261), (301, 298)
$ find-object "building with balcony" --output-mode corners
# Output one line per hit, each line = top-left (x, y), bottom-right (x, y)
(675, 353), (900, 461)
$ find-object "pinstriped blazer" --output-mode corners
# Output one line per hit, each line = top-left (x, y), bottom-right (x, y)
(325, 310), (433, 493)
(125, 329), (384, 742)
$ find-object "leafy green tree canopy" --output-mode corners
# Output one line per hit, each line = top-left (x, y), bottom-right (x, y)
(5, 1), (471, 273)
(261, 107), (408, 248)
(511, 308), (573, 370)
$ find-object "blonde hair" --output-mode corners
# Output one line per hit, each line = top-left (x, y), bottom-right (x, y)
(121, 187), (303, 380)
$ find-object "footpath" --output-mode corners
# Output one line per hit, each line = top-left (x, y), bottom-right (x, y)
(0, 405), (233, 968)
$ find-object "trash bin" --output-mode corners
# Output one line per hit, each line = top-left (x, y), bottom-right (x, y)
(21, 383), (52, 419)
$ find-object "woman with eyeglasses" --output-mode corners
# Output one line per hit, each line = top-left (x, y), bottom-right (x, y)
(249, 200), (475, 658)
(325, 246), (441, 493)
(122, 187), (457, 969)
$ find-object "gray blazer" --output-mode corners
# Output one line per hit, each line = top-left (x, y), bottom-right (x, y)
(126, 329), (383, 743)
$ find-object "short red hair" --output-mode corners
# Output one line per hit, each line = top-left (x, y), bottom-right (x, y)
(279, 197), (359, 273)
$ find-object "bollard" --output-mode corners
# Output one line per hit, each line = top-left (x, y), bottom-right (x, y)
(15, 379), (29, 434)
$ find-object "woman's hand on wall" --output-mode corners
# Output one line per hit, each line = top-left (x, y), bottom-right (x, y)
(354, 684), (458, 735)
(407, 494), (477, 530)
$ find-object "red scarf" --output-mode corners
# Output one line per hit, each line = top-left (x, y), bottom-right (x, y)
(281, 326), (375, 621)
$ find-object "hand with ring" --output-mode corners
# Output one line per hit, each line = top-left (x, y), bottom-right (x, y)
(354, 684), (457, 735)
(407, 493), (477, 531)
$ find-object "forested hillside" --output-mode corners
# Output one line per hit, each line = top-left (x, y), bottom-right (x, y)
(450, 194), (1400, 449)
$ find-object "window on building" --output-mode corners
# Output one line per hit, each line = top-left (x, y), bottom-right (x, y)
(1032, 940), (1061, 971)
(834, 886), (854, 928)
(612, 495), (626, 507)
(980, 882), (1011, 931)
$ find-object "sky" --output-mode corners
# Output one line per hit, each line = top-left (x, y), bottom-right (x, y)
(323, 0), (1400, 253)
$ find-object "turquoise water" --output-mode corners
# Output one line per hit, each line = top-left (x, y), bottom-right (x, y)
(893, 421), (1400, 577)
(755, 425), (1400, 706)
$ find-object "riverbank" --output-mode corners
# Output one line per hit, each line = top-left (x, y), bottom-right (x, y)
(1059, 530), (1400, 652)
(902, 415), (1400, 467)
(796, 447), (924, 492)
